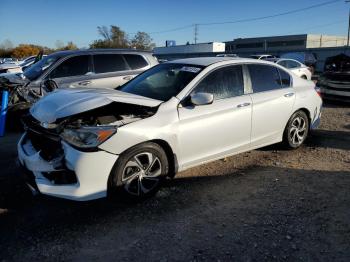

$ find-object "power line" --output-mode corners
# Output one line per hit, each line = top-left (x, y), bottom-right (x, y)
(133, 0), (341, 36)
(197, 0), (341, 26)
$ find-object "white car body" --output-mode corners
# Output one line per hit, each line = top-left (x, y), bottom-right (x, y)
(0, 62), (22, 73)
(18, 57), (322, 201)
(0, 55), (46, 74)
(276, 58), (312, 80)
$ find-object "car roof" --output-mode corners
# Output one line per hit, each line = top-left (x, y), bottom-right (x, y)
(50, 48), (153, 57)
(168, 57), (243, 66)
(166, 57), (273, 67)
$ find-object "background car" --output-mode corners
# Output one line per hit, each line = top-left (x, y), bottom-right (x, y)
(317, 53), (350, 101)
(216, 54), (239, 57)
(0, 55), (47, 74)
(0, 49), (159, 111)
(280, 52), (317, 73)
(275, 58), (312, 80)
(18, 57), (322, 201)
(250, 54), (277, 60)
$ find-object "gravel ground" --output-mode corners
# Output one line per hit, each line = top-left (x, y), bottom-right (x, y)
(0, 102), (349, 261)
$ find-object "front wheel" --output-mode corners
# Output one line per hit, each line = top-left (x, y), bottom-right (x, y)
(283, 111), (309, 149)
(108, 142), (169, 201)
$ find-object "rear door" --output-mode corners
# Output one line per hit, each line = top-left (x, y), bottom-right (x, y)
(177, 65), (252, 168)
(89, 54), (149, 89)
(247, 64), (295, 147)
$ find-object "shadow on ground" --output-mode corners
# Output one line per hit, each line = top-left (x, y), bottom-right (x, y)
(0, 164), (350, 261)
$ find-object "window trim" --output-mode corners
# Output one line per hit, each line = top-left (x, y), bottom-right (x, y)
(245, 63), (293, 94)
(45, 54), (93, 80)
(92, 53), (131, 75)
(183, 64), (250, 102)
(123, 54), (150, 71)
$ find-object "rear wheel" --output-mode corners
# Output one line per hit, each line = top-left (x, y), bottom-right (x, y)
(283, 111), (309, 149)
(109, 142), (169, 201)
(301, 75), (307, 80)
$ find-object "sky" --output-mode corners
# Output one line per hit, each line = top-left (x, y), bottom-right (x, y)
(0, 0), (348, 48)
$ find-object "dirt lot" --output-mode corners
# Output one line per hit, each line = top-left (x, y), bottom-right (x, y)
(0, 102), (349, 261)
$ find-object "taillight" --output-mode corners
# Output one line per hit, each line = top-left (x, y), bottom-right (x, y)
(315, 86), (322, 97)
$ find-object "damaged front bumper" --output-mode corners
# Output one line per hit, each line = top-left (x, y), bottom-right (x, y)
(17, 133), (119, 201)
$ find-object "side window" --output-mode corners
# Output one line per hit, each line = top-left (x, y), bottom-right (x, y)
(93, 54), (128, 73)
(286, 60), (300, 69)
(50, 55), (89, 78)
(124, 54), (148, 69)
(248, 64), (281, 92)
(194, 65), (244, 99)
(278, 68), (291, 88)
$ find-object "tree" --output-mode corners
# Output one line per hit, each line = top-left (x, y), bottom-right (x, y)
(90, 25), (129, 48)
(55, 40), (64, 49)
(62, 41), (78, 50)
(0, 39), (14, 50)
(130, 31), (155, 50)
(54, 41), (78, 51)
(12, 44), (41, 59)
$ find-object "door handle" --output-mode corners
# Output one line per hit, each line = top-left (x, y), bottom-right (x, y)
(78, 81), (91, 86)
(284, 92), (295, 97)
(237, 102), (251, 108)
(123, 76), (133, 81)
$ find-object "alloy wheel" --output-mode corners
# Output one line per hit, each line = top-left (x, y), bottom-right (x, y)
(122, 152), (162, 196)
(289, 116), (307, 146)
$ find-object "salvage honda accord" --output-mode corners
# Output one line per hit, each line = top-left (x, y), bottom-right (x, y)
(18, 57), (322, 201)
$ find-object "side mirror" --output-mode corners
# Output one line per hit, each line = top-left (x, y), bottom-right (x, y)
(42, 79), (58, 92)
(190, 92), (214, 106)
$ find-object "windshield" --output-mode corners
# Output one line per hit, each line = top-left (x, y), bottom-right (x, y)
(23, 54), (61, 81)
(119, 63), (204, 101)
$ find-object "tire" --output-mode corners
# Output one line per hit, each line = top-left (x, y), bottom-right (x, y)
(282, 111), (309, 149)
(108, 142), (169, 201)
(301, 75), (307, 80)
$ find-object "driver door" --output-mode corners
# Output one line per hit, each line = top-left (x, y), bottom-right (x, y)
(177, 65), (252, 169)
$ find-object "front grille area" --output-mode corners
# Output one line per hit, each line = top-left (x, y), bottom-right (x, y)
(42, 170), (77, 184)
(22, 114), (63, 161)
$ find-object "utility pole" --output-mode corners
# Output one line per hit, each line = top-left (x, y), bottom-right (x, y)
(346, 1), (350, 46)
(194, 24), (198, 44)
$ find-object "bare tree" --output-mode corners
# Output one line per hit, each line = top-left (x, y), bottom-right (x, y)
(131, 31), (155, 50)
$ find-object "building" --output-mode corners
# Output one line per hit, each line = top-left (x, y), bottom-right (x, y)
(154, 42), (225, 60)
(225, 34), (347, 53)
(153, 34), (348, 71)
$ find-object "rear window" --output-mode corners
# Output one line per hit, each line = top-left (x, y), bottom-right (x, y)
(248, 64), (282, 92)
(93, 54), (128, 73)
(278, 68), (291, 88)
(124, 54), (148, 69)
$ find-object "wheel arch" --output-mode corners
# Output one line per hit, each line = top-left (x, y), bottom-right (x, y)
(284, 107), (312, 134)
(149, 139), (178, 178)
(296, 107), (312, 127)
(106, 139), (178, 197)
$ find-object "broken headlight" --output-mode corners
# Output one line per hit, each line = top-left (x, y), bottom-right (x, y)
(61, 126), (117, 149)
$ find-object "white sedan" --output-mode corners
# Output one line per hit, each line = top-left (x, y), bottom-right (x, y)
(275, 58), (312, 80)
(18, 57), (322, 201)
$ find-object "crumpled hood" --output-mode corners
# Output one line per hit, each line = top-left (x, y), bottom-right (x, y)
(0, 63), (20, 70)
(30, 88), (163, 123)
(0, 72), (28, 87)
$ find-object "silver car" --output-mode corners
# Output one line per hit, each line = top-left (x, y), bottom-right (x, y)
(2, 49), (158, 97)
